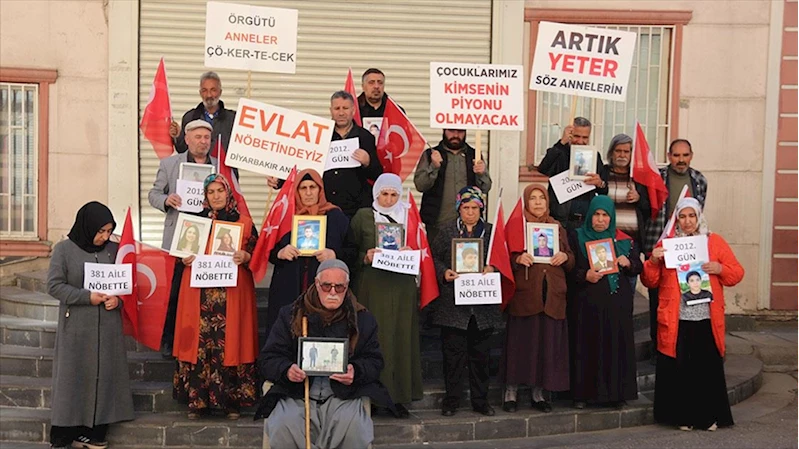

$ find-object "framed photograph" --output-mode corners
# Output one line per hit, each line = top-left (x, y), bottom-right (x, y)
(362, 117), (385, 145)
(568, 145), (597, 180)
(677, 261), (714, 306)
(179, 162), (216, 183)
(585, 238), (619, 274)
(298, 337), (348, 376)
(526, 223), (559, 264)
(452, 238), (484, 274)
(169, 213), (213, 258)
(375, 222), (404, 250)
(209, 220), (244, 256)
(291, 215), (327, 256)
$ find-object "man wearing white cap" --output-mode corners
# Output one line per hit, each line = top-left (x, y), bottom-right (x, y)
(148, 119), (218, 357)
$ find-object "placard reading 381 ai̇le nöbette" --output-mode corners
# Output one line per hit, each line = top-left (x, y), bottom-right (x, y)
(530, 22), (637, 102)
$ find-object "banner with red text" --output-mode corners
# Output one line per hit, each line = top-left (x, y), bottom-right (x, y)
(430, 62), (524, 131)
(226, 98), (334, 179)
(529, 22), (636, 102)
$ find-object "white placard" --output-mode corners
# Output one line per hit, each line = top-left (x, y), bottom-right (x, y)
(662, 235), (709, 269)
(454, 273), (502, 305)
(529, 22), (637, 102)
(324, 137), (361, 171)
(549, 170), (596, 204)
(84, 263), (133, 296)
(176, 179), (205, 213)
(227, 98), (334, 179)
(204, 2), (298, 74)
(190, 255), (238, 288)
(371, 249), (421, 275)
(430, 62), (524, 130)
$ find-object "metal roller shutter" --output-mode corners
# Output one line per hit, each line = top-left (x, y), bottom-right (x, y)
(139, 0), (491, 246)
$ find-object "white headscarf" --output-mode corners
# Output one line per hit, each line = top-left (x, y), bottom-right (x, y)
(675, 197), (709, 236)
(372, 173), (406, 224)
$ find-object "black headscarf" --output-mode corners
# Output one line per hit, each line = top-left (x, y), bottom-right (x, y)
(67, 201), (116, 253)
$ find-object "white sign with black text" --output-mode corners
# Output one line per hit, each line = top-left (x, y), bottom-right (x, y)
(662, 235), (709, 269)
(549, 170), (596, 204)
(324, 137), (361, 171)
(454, 273), (502, 305)
(372, 249), (421, 276)
(176, 179), (205, 213)
(190, 255), (238, 288)
(84, 263), (133, 296)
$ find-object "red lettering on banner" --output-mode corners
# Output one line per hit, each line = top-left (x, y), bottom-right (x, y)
(275, 115), (292, 138)
(547, 52), (619, 78)
(238, 106), (257, 129)
(311, 122), (330, 145)
(292, 121), (311, 142)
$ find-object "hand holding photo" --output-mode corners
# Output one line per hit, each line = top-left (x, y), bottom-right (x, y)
(677, 261), (713, 306)
(291, 215), (327, 256)
(169, 214), (213, 258)
(527, 223), (559, 264)
(452, 238), (484, 274)
(568, 145), (597, 180)
(298, 337), (348, 376)
(210, 220), (244, 256)
(586, 238), (619, 274)
(375, 223), (404, 250)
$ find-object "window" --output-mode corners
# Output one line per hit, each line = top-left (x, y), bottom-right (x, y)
(522, 9), (692, 176)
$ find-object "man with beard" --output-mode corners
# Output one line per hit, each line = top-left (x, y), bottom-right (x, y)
(358, 68), (403, 118)
(414, 129), (491, 242)
(641, 138), (707, 364)
(603, 133), (650, 244)
(169, 71), (236, 156)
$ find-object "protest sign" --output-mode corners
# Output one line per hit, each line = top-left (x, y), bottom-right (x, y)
(372, 249), (421, 276)
(190, 255), (238, 288)
(430, 62), (524, 130)
(176, 179), (205, 213)
(324, 137), (361, 171)
(204, 2), (298, 74)
(454, 273), (502, 306)
(663, 235), (709, 269)
(530, 21), (637, 102)
(227, 98), (334, 179)
(84, 263), (133, 296)
(549, 170), (596, 204)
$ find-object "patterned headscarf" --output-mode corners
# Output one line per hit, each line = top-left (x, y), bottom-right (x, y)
(456, 186), (486, 238)
(674, 197), (709, 236)
(202, 173), (239, 222)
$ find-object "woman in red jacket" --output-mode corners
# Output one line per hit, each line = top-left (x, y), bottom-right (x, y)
(642, 197), (744, 431)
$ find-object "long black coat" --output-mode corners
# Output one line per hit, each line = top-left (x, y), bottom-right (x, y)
(255, 302), (393, 419)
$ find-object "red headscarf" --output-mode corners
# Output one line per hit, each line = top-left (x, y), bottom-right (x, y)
(294, 169), (340, 216)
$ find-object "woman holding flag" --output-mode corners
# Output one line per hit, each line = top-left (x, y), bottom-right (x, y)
(500, 184), (574, 413)
(348, 173), (423, 418)
(172, 174), (259, 420)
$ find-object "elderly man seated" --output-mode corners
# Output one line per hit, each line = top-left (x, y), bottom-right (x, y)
(255, 259), (392, 449)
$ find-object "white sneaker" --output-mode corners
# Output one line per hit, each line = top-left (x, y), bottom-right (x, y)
(707, 422), (718, 432)
(679, 425), (693, 431)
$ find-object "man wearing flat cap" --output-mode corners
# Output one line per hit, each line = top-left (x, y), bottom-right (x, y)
(256, 259), (392, 449)
(148, 119), (218, 358)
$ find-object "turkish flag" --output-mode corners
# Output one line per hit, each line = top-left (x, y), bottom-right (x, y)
(115, 208), (175, 350)
(213, 136), (251, 218)
(632, 122), (669, 220)
(487, 201), (516, 310)
(376, 98), (427, 181)
(139, 57), (174, 159)
(658, 184), (691, 243)
(406, 192), (439, 309)
(344, 68), (362, 127)
(505, 196), (526, 254)
(250, 166), (297, 282)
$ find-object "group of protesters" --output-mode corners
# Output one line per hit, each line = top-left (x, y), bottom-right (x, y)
(46, 68), (743, 449)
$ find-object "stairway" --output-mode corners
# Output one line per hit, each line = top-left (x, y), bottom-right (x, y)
(0, 270), (765, 448)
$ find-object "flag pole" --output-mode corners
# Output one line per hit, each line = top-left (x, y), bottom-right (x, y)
(302, 316), (311, 449)
(475, 130), (482, 162)
(569, 96), (578, 123)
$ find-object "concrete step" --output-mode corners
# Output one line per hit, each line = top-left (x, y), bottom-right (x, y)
(0, 315), (57, 349)
(15, 270), (49, 294)
(0, 287), (59, 322)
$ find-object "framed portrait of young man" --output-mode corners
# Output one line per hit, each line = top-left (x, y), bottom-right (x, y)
(179, 162), (216, 183)
(169, 214), (213, 258)
(585, 238), (619, 274)
(526, 223), (559, 264)
(298, 337), (349, 376)
(291, 215), (327, 256)
(375, 222), (404, 250)
(568, 145), (597, 181)
(452, 238), (484, 274)
(209, 220), (244, 256)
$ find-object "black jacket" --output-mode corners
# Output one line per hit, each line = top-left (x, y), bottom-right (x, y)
(326, 125), (383, 218)
(174, 100), (236, 154)
(418, 141), (477, 226)
(255, 302), (393, 419)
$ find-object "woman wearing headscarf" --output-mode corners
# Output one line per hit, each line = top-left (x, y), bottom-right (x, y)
(173, 174), (259, 420)
(501, 184), (574, 413)
(348, 173), (423, 418)
(430, 186), (502, 417)
(47, 201), (134, 449)
(568, 195), (640, 409)
(264, 169), (350, 334)
(642, 198), (744, 431)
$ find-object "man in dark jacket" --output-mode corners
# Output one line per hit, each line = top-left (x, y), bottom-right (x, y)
(414, 129), (491, 243)
(169, 71), (236, 156)
(256, 259), (391, 449)
(536, 117), (608, 231)
(603, 133), (650, 244)
(358, 68), (397, 118)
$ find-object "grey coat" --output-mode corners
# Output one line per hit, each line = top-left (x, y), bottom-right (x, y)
(147, 152), (218, 249)
(47, 239), (134, 427)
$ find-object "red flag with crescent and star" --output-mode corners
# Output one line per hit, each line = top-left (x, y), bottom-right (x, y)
(250, 167), (297, 282)
(139, 57), (174, 159)
(405, 191), (439, 309)
(376, 98), (427, 181)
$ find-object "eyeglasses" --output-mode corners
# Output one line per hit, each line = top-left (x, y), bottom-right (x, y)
(317, 281), (348, 293)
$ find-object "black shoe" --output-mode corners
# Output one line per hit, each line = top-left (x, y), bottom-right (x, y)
(441, 406), (457, 417)
(473, 404), (495, 416)
(502, 400), (517, 413)
(161, 342), (173, 359)
(573, 401), (586, 409)
(533, 400), (552, 413)
(614, 400), (627, 410)
(392, 403), (410, 419)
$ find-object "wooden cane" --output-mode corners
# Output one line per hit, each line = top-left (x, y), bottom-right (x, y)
(303, 316), (310, 449)
(474, 130), (482, 162)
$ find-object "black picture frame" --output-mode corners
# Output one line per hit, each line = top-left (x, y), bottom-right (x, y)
(297, 337), (348, 376)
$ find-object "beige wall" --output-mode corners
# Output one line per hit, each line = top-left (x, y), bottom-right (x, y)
(524, 0), (775, 311)
(0, 0), (109, 243)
